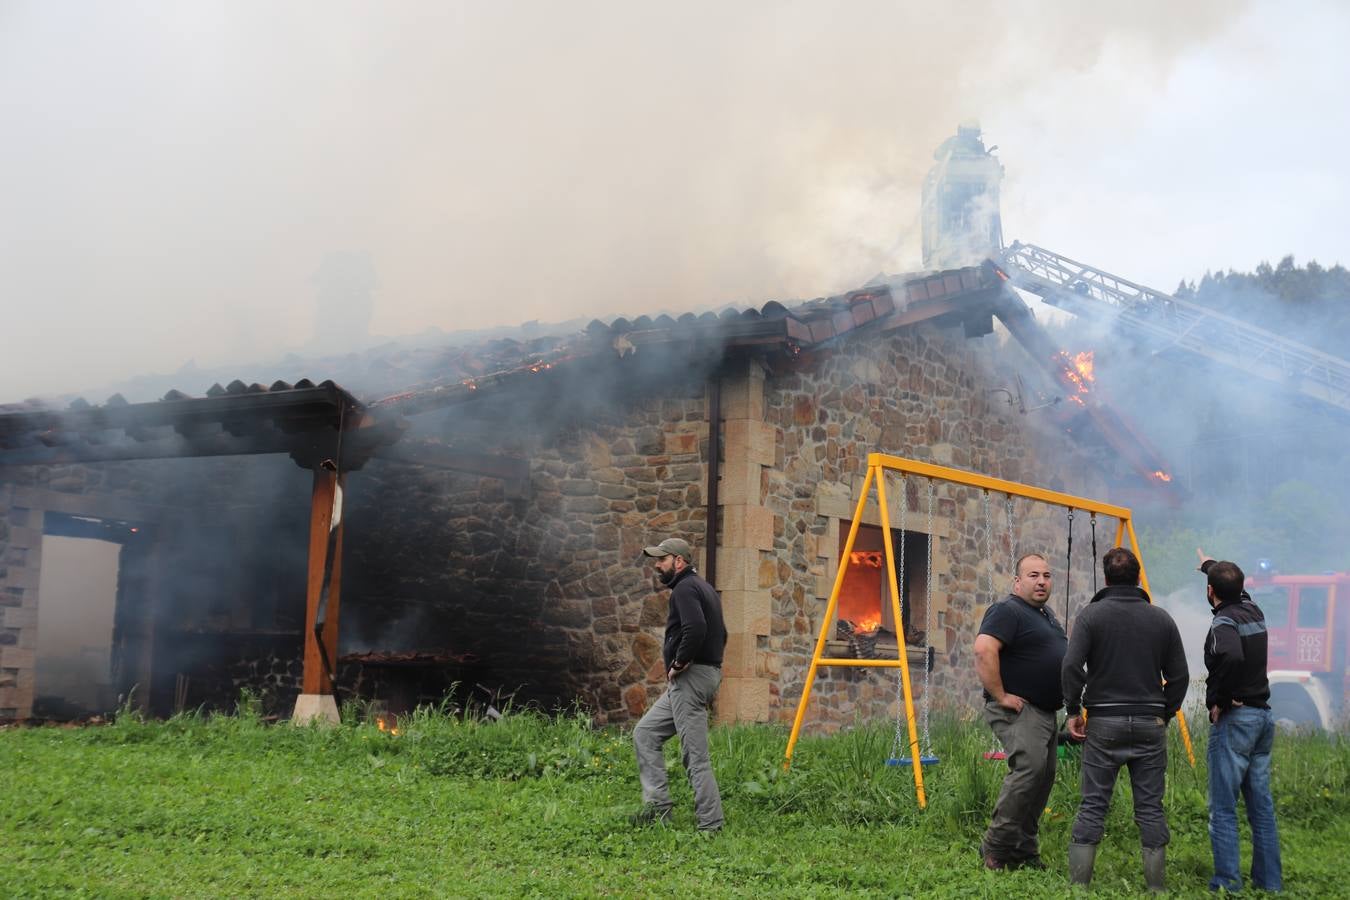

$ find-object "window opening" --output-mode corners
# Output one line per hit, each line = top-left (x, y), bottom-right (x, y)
(834, 522), (929, 653)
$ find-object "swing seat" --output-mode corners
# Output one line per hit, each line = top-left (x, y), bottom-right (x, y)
(886, 755), (941, 766)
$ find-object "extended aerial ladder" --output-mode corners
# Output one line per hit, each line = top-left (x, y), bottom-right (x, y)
(999, 242), (1350, 415)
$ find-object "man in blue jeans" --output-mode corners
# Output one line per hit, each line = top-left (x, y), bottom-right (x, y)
(1198, 551), (1283, 892)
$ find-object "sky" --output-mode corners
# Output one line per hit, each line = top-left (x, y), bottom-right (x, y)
(3, 0), (1349, 402)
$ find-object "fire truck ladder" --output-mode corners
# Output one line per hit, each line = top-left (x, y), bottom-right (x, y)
(999, 242), (1350, 415)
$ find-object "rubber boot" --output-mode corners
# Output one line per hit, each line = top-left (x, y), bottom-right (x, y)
(1142, 846), (1166, 893)
(1068, 843), (1097, 887)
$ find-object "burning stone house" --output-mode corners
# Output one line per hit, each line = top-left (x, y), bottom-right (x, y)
(8, 121), (1337, 731)
(0, 260), (1154, 730)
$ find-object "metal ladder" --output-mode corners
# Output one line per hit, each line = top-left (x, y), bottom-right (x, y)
(998, 242), (1350, 415)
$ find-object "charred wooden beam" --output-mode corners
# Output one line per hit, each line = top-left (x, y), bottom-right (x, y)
(991, 287), (1180, 496)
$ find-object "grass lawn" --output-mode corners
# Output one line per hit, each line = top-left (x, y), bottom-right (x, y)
(1, 701), (1346, 898)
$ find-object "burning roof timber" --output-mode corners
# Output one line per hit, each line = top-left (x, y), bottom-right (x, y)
(369, 264), (1002, 417)
(989, 287), (1179, 495)
(0, 260), (1175, 495)
(0, 263), (1021, 475)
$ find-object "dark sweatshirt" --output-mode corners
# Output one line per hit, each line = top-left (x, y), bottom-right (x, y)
(1062, 584), (1189, 718)
(1198, 560), (1271, 710)
(662, 567), (727, 670)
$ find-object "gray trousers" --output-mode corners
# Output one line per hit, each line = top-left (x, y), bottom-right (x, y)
(1071, 713), (1170, 848)
(632, 663), (724, 830)
(982, 701), (1058, 861)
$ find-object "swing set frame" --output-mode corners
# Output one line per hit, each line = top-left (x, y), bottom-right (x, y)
(783, 452), (1196, 809)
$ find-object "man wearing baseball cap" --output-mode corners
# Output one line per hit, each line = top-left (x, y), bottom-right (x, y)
(630, 536), (728, 833)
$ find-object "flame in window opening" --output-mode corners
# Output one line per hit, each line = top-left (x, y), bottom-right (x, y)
(849, 550), (884, 568)
(844, 616), (882, 635)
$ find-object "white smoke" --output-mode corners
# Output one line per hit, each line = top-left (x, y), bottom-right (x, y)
(0, 0), (1269, 401)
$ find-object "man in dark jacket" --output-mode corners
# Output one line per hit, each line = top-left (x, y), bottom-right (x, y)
(974, 552), (1067, 871)
(1062, 547), (1188, 892)
(631, 537), (727, 832)
(1197, 551), (1282, 892)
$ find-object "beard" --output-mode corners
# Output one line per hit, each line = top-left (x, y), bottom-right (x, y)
(657, 567), (678, 586)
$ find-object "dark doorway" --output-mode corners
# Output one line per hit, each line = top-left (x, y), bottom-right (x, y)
(33, 513), (147, 719)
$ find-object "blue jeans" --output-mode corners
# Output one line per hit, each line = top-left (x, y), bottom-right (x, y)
(1208, 705), (1282, 891)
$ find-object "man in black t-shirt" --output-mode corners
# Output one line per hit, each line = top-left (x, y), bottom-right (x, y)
(973, 552), (1067, 871)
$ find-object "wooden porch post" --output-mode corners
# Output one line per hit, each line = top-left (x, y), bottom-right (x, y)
(318, 474), (345, 692)
(293, 464), (343, 724)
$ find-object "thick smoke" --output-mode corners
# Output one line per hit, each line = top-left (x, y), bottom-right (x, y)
(0, 0), (1255, 402)
(1023, 265), (1350, 593)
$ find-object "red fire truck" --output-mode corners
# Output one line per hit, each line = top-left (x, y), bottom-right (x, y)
(1244, 570), (1349, 731)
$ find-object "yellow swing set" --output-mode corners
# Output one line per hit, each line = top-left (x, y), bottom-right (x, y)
(782, 452), (1196, 809)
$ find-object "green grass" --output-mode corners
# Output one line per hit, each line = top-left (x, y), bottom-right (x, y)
(0, 702), (1345, 898)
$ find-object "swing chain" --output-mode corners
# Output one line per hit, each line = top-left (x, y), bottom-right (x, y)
(891, 476), (908, 760)
(984, 489), (1005, 760)
(981, 489), (992, 600)
(1090, 513), (1098, 593)
(1005, 496), (1014, 574)
(922, 478), (935, 754)
(1065, 509), (1075, 624)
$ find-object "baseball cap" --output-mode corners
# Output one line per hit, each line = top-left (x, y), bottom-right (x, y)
(642, 537), (693, 563)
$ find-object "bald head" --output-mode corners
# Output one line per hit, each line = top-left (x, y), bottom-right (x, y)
(1012, 554), (1052, 606)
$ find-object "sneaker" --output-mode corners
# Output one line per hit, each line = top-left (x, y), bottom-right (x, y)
(627, 804), (673, 827)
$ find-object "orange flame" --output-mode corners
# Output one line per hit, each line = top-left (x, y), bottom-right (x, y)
(375, 715), (400, 736)
(1056, 350), (1095, 403)
(1072, 351), (1094, 383)
(846, 617), (882, 635)
(850, 551), (884, 568)
(1150, 470), (1172, 483)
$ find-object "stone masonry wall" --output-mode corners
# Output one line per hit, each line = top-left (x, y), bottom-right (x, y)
(751, 324), (1106, 732)
(2, 324), (1118, 728)
(342, 385), (711, 726)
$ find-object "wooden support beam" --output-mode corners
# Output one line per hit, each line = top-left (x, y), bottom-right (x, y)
(301, 465), (339, 697)
(319, 474), (346, 692)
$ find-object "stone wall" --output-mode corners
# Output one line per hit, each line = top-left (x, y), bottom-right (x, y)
(748, 324), (1106, 731)
(2, 322), (1120, 727)
(341, 382), (712, 725)
(0, 483), (37, 719)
